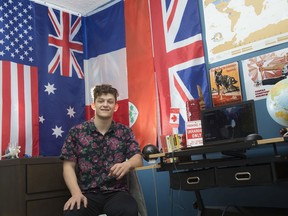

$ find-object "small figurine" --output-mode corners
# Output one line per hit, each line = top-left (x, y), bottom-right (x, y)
(2, 145), (21, 159)
(280, 128), (288, 137)
(197, 85), (206, 110)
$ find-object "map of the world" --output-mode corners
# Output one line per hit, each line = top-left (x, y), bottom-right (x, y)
(202, 0), (288, 63)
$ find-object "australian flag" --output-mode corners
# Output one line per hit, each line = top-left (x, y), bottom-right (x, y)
(33, 3), (85, 156)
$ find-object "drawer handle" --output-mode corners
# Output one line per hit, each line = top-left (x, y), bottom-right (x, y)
(235, 172), (251, 181)
(187, 176), (200, 184)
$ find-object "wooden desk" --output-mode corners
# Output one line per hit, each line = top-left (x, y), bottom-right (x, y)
(0, 157), (69, 216)
(152, 137), (288, 216)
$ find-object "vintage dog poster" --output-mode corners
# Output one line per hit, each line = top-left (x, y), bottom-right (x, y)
(209, 62), (242, 107)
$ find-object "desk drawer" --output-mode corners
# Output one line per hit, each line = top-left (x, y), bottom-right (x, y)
(216, 164), (272, 187)
(27, 196), (68, 216)
(170, 169), (215, 190)
(27, 163), (67, 193)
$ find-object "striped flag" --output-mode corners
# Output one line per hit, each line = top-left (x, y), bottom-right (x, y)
(0, 61), (39, 157)
(0, 0), (39, 157)
(83, 0), (157, 149)
(149, 0), (211, 135)
(83, 0), (129, 125)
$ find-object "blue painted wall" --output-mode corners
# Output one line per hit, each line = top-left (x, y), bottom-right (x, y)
(137, 0), (288, 215)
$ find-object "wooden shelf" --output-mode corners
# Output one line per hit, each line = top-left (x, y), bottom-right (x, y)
(135, 163), (161, 171)
(257, 137), (287, 145)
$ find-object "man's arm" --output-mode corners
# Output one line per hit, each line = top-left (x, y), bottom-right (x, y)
(63, 160), (87, 210)
(127, 153), (143, 168)
(109, 153), (143, 180)
(126, 153), (143, 170)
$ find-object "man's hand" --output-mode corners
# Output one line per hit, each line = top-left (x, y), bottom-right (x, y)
(109, 154), (143, 180)
(108, 161), (131, 180)
(63, 193), (87, 211)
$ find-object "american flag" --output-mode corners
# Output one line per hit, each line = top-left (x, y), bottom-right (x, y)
(34, 3), (85, 156)
(0, 0), (39, 157)
(149, 0), (210, 135)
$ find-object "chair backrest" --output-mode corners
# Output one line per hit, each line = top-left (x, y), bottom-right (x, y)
(128, 170), (148, 216)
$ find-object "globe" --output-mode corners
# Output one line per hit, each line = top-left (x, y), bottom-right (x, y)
(266, 78), (288, 127)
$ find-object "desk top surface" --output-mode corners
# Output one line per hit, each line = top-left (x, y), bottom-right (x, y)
(150, 136), (288, 159)
(0, 156), (62, 166)
(137, 136), (288, 171)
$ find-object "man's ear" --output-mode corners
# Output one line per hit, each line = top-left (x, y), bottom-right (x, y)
(91, 102), (96, 110)
(114, 103), (119, 112)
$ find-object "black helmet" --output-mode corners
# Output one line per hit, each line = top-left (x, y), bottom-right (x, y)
(142, 144), (159, 162)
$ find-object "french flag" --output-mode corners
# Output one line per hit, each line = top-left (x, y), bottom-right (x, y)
(83, 0), (157, 149)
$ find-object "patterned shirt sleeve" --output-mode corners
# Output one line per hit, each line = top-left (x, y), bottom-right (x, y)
(60, 126), (78, 162)
(124, 126), (141, 159)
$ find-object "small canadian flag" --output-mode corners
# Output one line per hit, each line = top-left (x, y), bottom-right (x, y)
(169, 108), (180, 127)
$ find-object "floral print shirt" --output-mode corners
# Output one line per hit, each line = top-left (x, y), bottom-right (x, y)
(60, 119), (141, 193)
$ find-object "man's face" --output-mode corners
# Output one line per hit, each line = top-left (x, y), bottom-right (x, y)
(92, 93), (118, 119)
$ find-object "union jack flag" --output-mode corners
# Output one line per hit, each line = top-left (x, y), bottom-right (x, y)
(150, 0), (210, 135)
(48, 8), (84, 79)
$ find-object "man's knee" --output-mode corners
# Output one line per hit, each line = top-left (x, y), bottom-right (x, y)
(63, 203), (87, 216)
(104, 192), (138, 216)
(106, 204), (138, 216)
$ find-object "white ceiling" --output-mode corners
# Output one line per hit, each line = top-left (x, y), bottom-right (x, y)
(32, 0), (114, 16)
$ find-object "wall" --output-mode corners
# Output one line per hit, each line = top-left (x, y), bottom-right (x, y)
(137, 0), (288, 215)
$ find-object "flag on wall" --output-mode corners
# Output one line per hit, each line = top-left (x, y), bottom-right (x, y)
(83, 0), (157, 149)
(34, 3), (86, 156)
(0, 0), (39, 157)
(124, 0), (157, 148)
(83, 0), (129, 125)
(149, 0), (210, 135)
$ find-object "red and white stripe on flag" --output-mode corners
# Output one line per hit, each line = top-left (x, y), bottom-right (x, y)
(0, 61), (39, 157)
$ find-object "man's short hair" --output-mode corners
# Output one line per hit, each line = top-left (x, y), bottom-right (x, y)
(91, 84), (119, 102)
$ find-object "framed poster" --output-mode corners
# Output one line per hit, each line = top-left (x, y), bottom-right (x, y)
(202, 0), (288, 63)
(242, 47), (288, 101)
(209, 62), (242, 107)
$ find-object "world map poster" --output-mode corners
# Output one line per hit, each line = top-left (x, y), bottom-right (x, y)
(202, 0), (288, 63)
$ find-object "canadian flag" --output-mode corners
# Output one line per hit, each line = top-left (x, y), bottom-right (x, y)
(169, 108), (180, 128)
